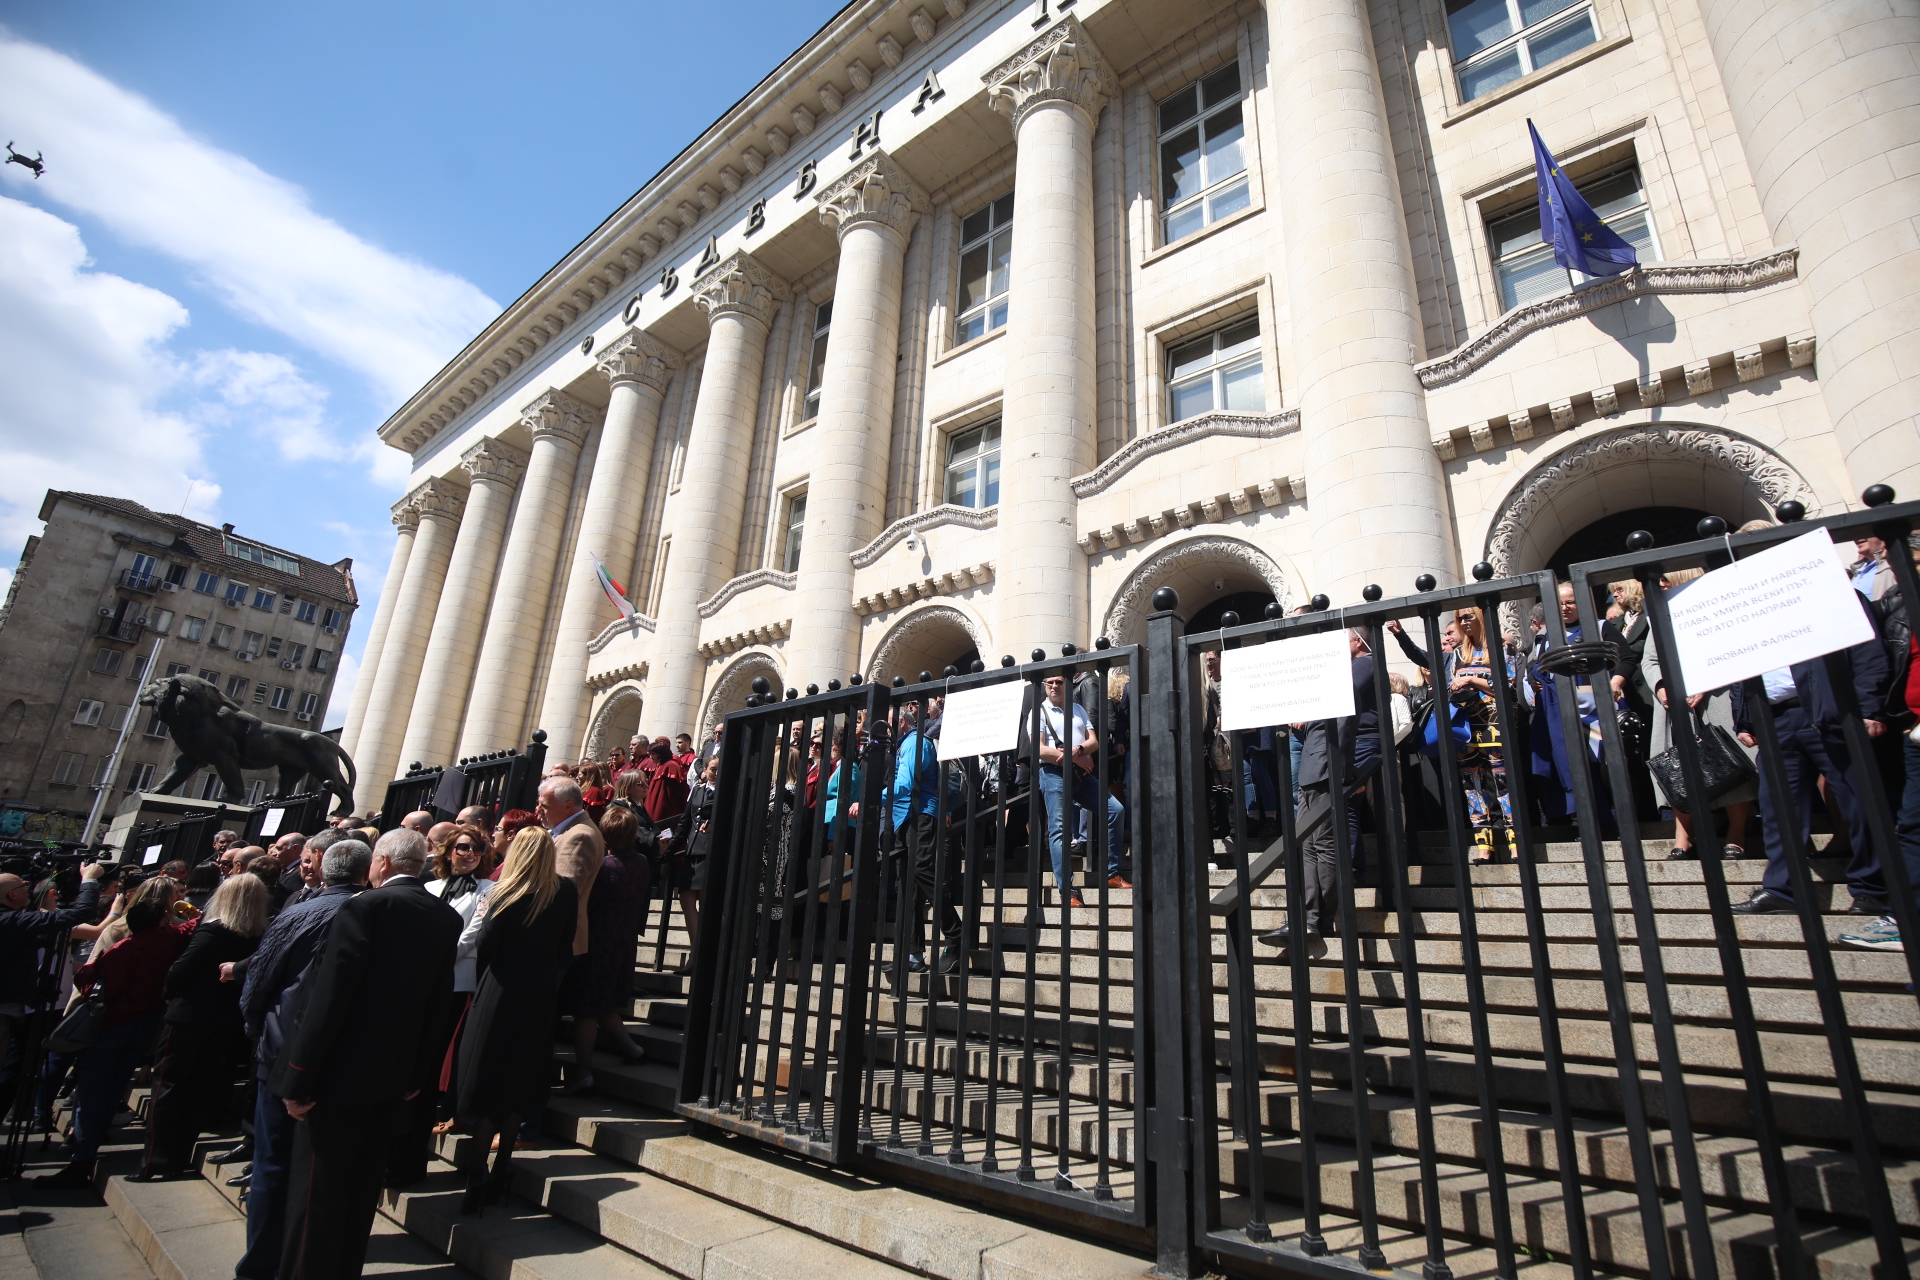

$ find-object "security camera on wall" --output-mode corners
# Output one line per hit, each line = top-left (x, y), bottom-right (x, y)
(904, 534), (921, 553)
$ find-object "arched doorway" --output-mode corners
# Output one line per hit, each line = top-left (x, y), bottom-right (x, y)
(700, 652), (783, 739)
(1485, 424), (1818, 574)
(585, 686), (643, 760)
(865, 604), (987, 684)
(1545, 507), (1719, 578)
(1102, 535), (1289, 648)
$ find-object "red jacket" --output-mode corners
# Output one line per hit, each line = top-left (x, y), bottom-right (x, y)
(77, 922), (191, 1028)
(640, 757), (689, 824)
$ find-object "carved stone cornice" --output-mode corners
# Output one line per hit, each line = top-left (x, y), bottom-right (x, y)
(1071, 410), (1300, 499)
(693, 250), (789, 329)
(850, 503), (998, 569)
(698, 568), (795, 620)
(587, 614), (657, 654)
(410, 477), (468, 523)
(698, 620), (791, 661)
(852, 563), (994, 618)
(595, 328), (682, 393)
(1417, 247), (1800, 389)
(586, 661), (648, 692)
(519, 388), (599, 447)
(390, 497), (421, 533)
(816, 150), (929, 244)
(1078, 475), (1306, 556)
(459, 437), (529, 489)
(984, 17), (1115, 131)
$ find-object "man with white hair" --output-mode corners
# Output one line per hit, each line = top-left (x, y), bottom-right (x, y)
(271, 828), (460, 1280)
(537, 776), (602, 957)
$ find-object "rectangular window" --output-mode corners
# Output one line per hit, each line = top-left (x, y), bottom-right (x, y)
(298, 691), (321, 717)
(72, 700), (105, 727)
(252, 589), (275, 612)
(240, 631), (264, 657)
(224, 581), (249, 606)
(181, 616), (206, 642)
(296, 600), (318, 623)
(209, 624), (233, 650)
(252, 683), (268, 705)
(128, 762), (155, 792)
(1167, 315), (1265, 423)
(1488, 164), (1655, 311)
(245, 779), (267, 804)
(148, 608), (174, 635)
(1449, 0), (1597, 102)
(109, 704), (131, 732)
(91, 648), (123, 677)
(225, 674), (250, 700)
(286, 644), (306, 667)
(800, 301), (833, 421)
(224, 537), (301, 576)
(165, 663), (191, 679)
(144, 712), (169, 739)
(323, 608), (343, 630)
(165, 562), (187, 586)
(50, 752), (86, 786)
(1159, 63), (1250, 244)
(782, 493), (808, 574)
(194, 571), (219, 595)
(199, 669), (219, 685)
(944, 420), (1002, 509)
(269, 686), (291, 712)
(311, 649), (332, 674)
(266, 636), (284, 658)
(954, 194), (1014, 344)
(91, 756), (116, 787)
(198, 772), (224, 801)
(127, 554), (158, 588)
(125, 652), (151, 684)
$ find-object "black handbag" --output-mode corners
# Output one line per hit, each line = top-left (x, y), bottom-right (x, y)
(1647, 710), (1755, 811)
(47, 995), (107, 1053)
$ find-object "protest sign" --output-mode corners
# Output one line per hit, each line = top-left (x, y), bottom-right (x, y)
(259, 808), (284, 837)
(1665, 529), (1876, 693)
(1220, 629), (1355, 731)
(938, 680), (1027, 760)
(142, 844), (164, 866)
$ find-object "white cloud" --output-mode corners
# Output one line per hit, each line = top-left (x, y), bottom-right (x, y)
(0, 195), (222, 550)
(0, 31), (499, 405)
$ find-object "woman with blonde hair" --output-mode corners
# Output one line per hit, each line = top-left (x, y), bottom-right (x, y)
(137, 874), (266, 1180)
(452, 827), (576, 1214)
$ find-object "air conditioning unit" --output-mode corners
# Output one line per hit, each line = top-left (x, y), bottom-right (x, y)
(97, 607), (114, 618)
(224, 599), (239, 609)
(236, 653), (252, 662)
(159, 581), (178, 592)
(295, 712), (312, 722)
(279, 660), (295, 670)
(323, 626), (338, 636)
(133, 617), (149, 627)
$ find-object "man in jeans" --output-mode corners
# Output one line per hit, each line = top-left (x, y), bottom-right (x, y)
(1036, 674), (1127, 908)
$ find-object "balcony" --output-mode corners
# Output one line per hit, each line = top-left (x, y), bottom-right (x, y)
(95, 616), (146, 643)
(119, 569), (158, 593)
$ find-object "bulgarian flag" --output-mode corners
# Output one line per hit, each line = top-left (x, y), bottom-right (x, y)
(590, 552), (638, 626)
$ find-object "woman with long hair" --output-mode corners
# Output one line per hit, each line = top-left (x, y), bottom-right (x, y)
(452, 827), (577, 1214)
(579, 762), (613, 823)
(1391, 606), (1520, 864)
(428, 824), (495, 1133)
(137, 873), (266, 1180)
(37, 876), (189, 1188)
(567, 805), (651, 1092)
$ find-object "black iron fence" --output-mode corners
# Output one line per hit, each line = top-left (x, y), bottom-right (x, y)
(379, 731), (549, 828)
(682, 491), (1920, 1280)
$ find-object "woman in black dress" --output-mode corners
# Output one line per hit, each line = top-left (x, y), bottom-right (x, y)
(453, 826), (577, 1214)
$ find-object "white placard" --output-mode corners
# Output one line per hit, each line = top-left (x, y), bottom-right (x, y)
(1666, 529), (1877, 693)
(259, 808), (285, 837)
(937, 680), (1027, 760)
(1220, 630), (1356, 732)
(142, 844), (164, 866)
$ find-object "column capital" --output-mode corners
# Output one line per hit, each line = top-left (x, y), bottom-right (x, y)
(594, 327), (683, 392)
(693, 250), (789, 329)
(518, 387), (599, 448)
(984, 17), (1114, 132)
(408, 476), (468, 523)
(460, 436), (530, 488)
(390, 495), (422, 533)
(816, 150), (929, 244)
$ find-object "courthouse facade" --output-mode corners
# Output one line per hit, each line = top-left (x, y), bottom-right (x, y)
(340, 0), (1920, 786)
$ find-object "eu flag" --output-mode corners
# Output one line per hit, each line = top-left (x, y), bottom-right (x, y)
(1529, 120), (1637, 278)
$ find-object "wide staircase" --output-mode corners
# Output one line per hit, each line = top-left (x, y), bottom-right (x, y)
(107, 827), (1918, 1280)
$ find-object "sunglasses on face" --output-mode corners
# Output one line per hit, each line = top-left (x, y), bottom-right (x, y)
(453, 842), (480, 852)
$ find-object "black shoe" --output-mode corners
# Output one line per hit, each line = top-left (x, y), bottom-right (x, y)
(1664, 846), (1699, 861)
(1257, 922), (1318, 947)
(209, 1141), (252, 1165)
(1730, 889), (1795, 915)
(936, 946), (960, 975)
(460, 1172), (486, 1216)
(126, 1167), (178, 1183)
(484, 1163), (511, 1206)
(225, 1169), (251, 1188)
(1849, 894), (1889, 916)
(33, 1162), (93, 1191)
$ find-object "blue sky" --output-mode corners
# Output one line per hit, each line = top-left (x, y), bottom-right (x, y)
(0, 0), (841, 726)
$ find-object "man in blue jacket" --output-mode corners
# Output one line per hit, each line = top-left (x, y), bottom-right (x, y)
(889, 697), (964, 974)
(1731, 590), (1893, 915)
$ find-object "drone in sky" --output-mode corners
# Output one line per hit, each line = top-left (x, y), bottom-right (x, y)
(5, 143), (45, 179)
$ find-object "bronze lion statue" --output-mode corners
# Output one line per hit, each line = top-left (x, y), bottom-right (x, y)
(137, 674), (357, 816)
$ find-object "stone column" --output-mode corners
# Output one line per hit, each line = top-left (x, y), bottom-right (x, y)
(646, 251), (787, 737)
(352, 479), (465, 800)
(398, 438), (528, 769)
(787, 151), (928, 688)
(985, 19), (1114, 658)
(1695, 0), (1920, 498)
(337, 499), (418, 762)
(538, 330), (682, 758)
(1270, 0), (1452, 601)
(456, 390), (597, 759)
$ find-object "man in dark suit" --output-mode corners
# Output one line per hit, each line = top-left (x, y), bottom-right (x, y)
(271, 828), (461, 1280)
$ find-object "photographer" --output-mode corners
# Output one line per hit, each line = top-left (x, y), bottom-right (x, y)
(0, 861), (108, 1119)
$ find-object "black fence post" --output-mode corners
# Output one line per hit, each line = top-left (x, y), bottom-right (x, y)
(1143, 590), (1194, 1278)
